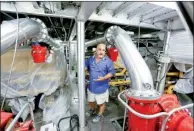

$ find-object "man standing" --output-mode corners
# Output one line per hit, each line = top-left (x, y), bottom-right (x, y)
(85, 43), (115, 123)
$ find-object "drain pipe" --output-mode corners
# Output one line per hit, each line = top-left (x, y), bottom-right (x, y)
(105, 26), (160, 100)
(1, 18), (62, 55)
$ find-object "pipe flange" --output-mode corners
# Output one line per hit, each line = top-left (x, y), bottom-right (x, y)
(126, 88), (161, 100)
(31, 18), (48, 42)
(105, 26), (120, 45)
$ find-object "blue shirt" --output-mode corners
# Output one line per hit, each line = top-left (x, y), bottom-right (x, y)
(85, 56), (115, 94)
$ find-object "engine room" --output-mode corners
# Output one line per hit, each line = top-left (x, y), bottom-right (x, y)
(1, 1), (193, 131)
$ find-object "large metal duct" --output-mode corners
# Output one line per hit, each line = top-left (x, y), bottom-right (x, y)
(105, 26), (160, 100)
(1, 18), (61, 55)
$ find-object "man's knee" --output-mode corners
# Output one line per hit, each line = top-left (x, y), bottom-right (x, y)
(98, 103), (105, 107)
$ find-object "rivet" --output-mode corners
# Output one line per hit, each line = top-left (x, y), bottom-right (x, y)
(165, 126), (169, 129)
(132, 101), (135, 104)
(167, 119), (171, 122)
(140, 103), (144, 106)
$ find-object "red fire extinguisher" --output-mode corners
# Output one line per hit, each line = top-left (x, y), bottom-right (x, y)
(31, 42), (47, 63)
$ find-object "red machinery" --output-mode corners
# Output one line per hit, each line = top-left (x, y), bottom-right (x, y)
(126, 94), (193, 131)
(1, 111), (35, 131)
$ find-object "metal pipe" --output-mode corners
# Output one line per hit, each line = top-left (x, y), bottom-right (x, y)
(1, 18), (43, 55)
(122, 99), (128, 131)
(118, 91), (168, 119)
(1, 18), (62, 55)
(105, 26), (154, 92)
(77, 21), (86, 130)
(160, 103), (193, 131)
(158, 31), (171, 93)
(167, 72), (180, 76)
(85, 37), (106, 48)
(6, 103), (35, 131)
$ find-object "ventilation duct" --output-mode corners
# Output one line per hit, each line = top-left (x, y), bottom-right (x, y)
(105, 26), (160, 100)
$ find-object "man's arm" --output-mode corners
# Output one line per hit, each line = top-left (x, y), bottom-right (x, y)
(95, 73), (113, 81)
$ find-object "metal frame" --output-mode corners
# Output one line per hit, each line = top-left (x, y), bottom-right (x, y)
(113, 2), (134, 16)
(69, 24), (77, 41)
(77, 21), (86, 131)
(157, 20), (171, 93)
(76, 2), (101, 130)
(1, 2), (181, 31)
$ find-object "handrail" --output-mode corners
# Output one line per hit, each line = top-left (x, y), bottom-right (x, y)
(118, 90), (169, 119)
(6, 102), (35, 131)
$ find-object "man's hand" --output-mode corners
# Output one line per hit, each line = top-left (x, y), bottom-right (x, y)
(94, 76), (105, 81)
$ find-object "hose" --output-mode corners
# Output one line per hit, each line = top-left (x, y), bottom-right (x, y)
(57, 114), (79, 131)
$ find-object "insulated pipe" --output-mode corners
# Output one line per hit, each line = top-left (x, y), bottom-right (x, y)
(1, 18), (62, 55)
(1, 18), (43, 55)
(105, 26), (154, 93)
(77, 21), (86, 130)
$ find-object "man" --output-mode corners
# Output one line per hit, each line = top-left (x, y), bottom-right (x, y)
(85, 43), (115, 123)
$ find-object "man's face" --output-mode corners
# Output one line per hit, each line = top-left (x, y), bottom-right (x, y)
(95, 44), (106, 59)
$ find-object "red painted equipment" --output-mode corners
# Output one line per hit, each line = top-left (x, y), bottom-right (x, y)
(0, 111), (13, 128)
(31, 44), (47, 63)
(107, 47), (118, 62)
(14, 120), (35, 131)
(126, 94), (193, 131)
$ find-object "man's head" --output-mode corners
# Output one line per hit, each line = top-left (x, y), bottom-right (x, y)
(95, 43), (106, 59)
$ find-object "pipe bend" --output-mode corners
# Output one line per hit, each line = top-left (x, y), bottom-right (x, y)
(105, 26), (154, 92)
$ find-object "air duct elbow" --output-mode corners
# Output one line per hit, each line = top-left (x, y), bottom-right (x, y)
(1, 18), (61, 55)
(105, 26), (160, 100)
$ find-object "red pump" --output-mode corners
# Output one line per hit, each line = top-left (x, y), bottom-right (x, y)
(126, 94), (193, 131)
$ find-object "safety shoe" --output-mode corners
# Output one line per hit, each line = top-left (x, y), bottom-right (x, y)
(86, 109), (96, 117)
(92, 114), (103, 123)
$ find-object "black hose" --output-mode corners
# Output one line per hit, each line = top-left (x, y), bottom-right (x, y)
(57, 114), (79, 131)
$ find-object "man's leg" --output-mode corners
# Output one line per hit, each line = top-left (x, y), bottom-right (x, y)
(98, 103), (106, 116)
(86, 89), (97, 116)
(92, 90), (109, 123)
(89, 102), (96, 110)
